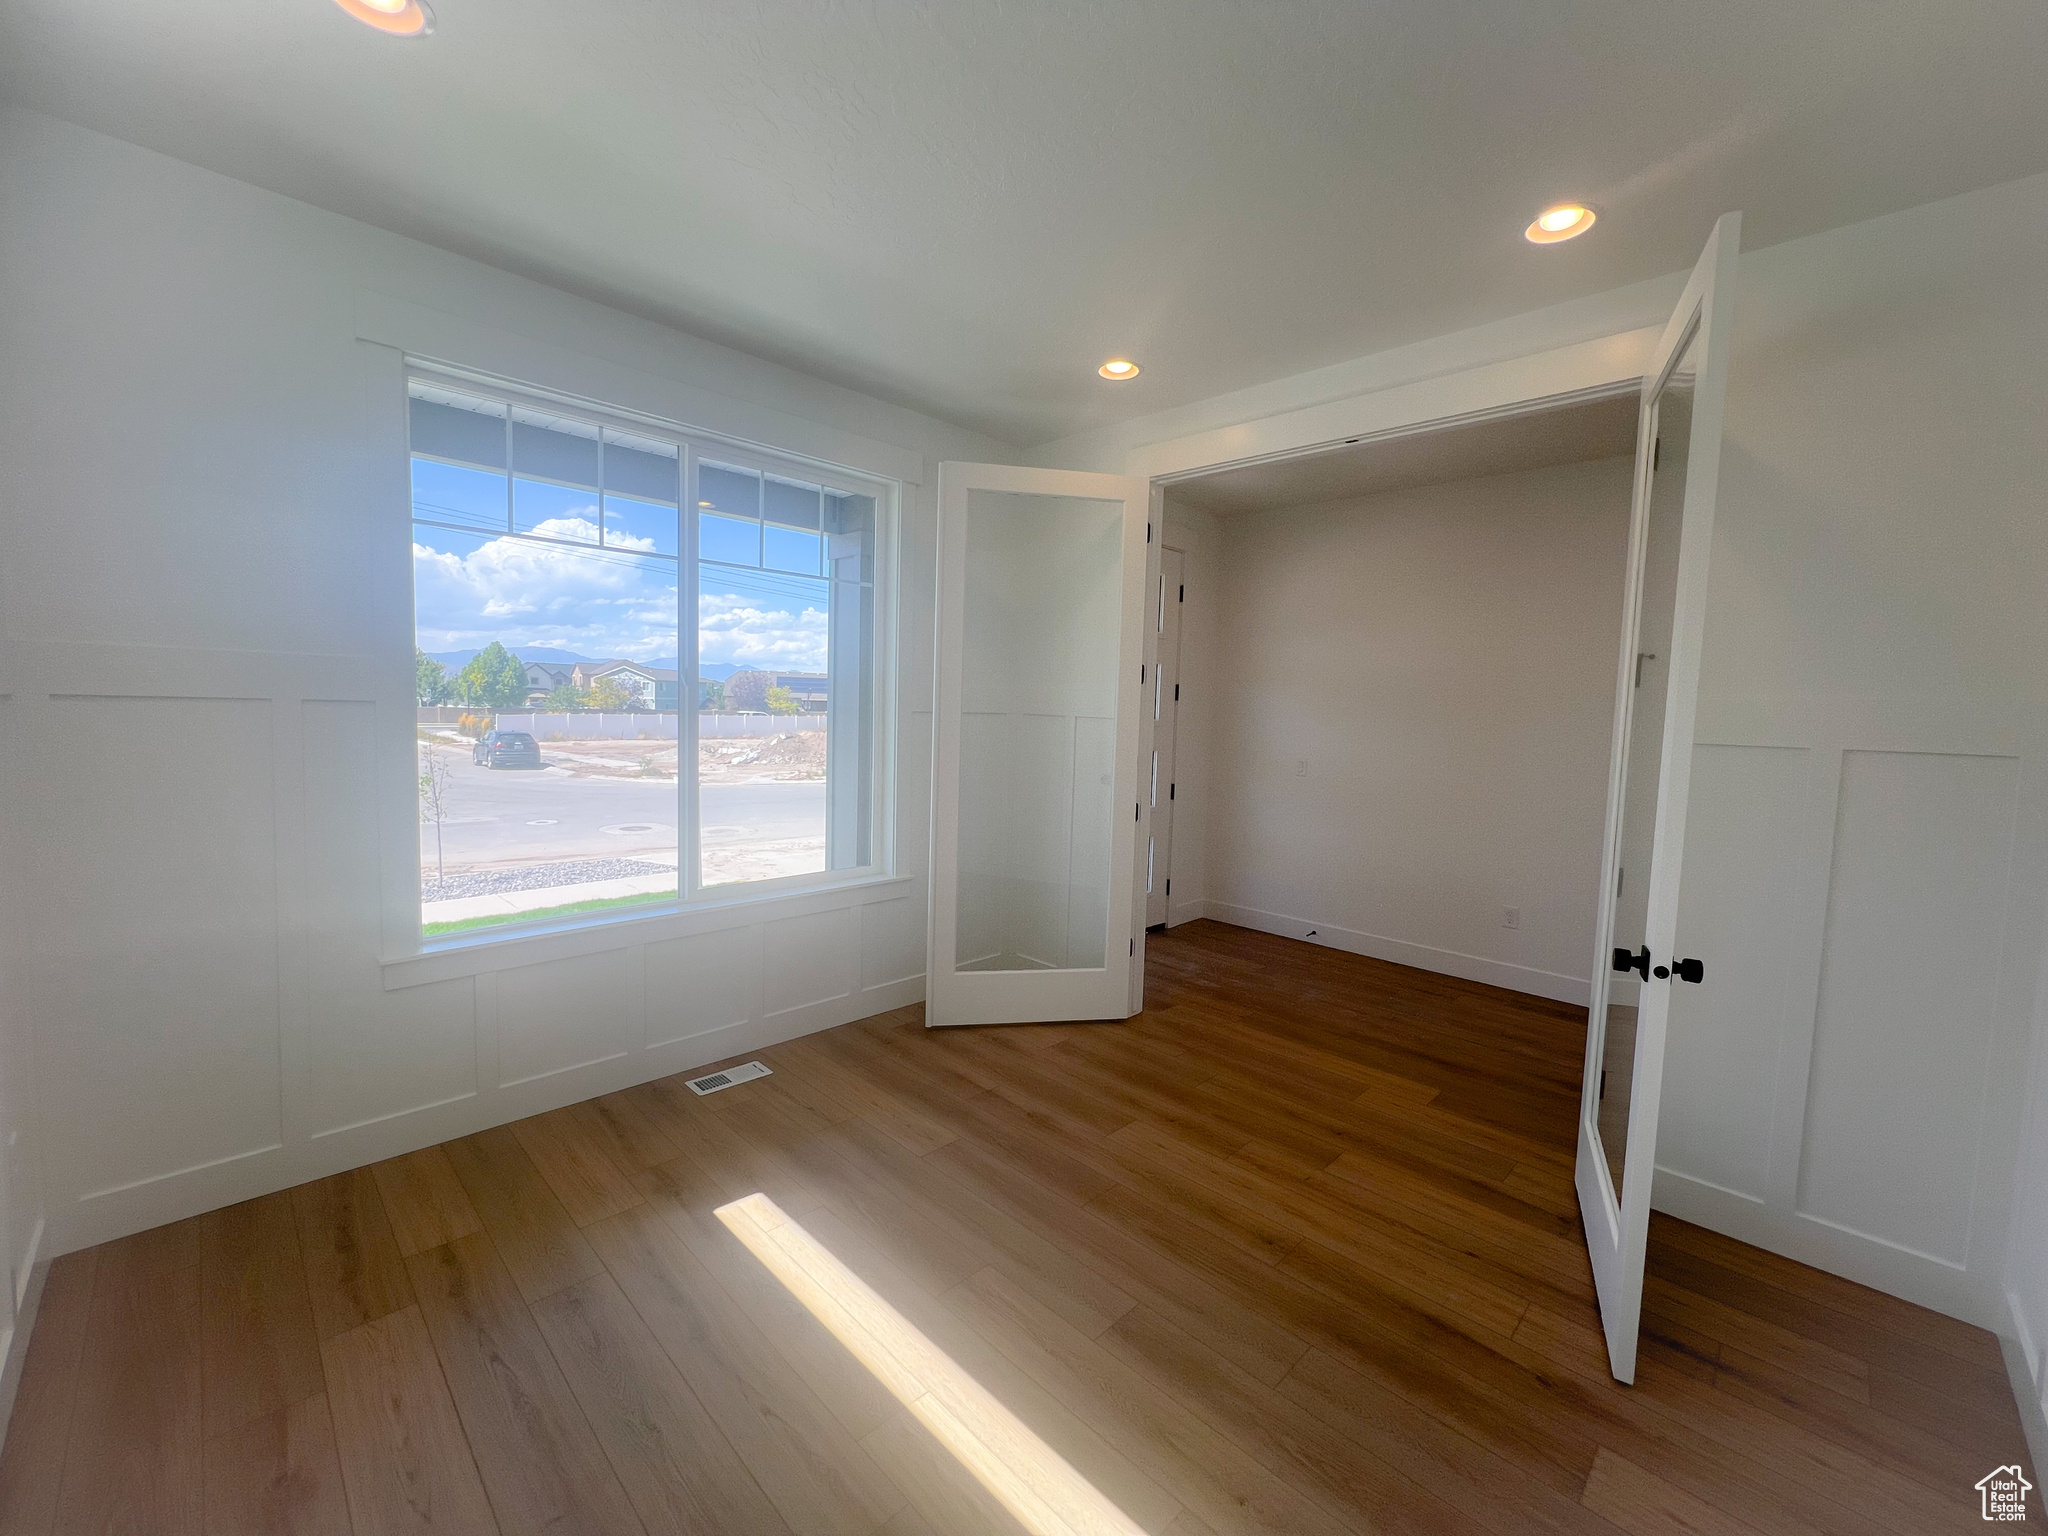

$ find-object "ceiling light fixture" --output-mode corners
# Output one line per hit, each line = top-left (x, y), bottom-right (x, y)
(1097, 359), (1140, 381)
(1525, 204), (1595, 244)
(332, 0), (435, 38)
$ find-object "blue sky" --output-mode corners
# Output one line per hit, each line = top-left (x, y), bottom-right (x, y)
(412, 460), (828, 670)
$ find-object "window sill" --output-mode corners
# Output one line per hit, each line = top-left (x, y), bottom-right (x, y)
(381, 871), (917, 991)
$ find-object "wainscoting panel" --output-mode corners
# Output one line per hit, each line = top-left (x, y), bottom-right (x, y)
(1798, 749), (2021, 1265)
(1655, 696), (2043, 1326)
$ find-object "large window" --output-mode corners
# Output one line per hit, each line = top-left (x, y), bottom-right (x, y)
(409, 373), (887, 940)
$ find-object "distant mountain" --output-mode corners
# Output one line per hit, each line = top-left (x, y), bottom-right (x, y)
(697, 661), (747, 680)
(427, 646), (597, 669)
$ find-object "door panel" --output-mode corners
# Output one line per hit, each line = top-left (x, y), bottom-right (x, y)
(929, 464), (1153, 1026)
(1577, 212), (1741, 1382)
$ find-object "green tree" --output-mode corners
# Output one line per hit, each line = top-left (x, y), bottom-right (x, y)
(764, 685), (801, 715)
(458, 642), (528, 708)
(725, 669), (771, 712)
(414, 647), (452, 705)
(700, 677), (726, 712)
(541, 682), (588, 711)
(584, 674), (642, 711)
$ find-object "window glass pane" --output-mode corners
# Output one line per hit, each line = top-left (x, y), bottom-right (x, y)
(699, 511), (761, 567)
(412, 457), (508, 534)
(414, 506), (680, 938)
(764, 525), (823, 575)
(514, 478), (601, 543)
(699, 461), (761, 520)
(602, 428), (678, 504)
(765, 476), (821, 531)
(604, 493), (679, 556)
(697, 560), (833, 888)
(510, 408), (601, 488)
(953, 490), (1122, 971)
(409, 386), (506, 468)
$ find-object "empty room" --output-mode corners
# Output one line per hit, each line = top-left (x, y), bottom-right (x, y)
(0, 2), (2043, 1532)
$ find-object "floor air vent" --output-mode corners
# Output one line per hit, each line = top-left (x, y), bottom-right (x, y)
(684, 1060), (773, 1096)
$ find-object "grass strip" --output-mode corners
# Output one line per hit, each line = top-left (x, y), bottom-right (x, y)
(423, 886), (677, 938)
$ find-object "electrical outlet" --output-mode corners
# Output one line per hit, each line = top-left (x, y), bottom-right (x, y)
(1502, 906), (1520, 929)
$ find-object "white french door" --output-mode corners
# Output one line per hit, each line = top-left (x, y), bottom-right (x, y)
(1578, 213), (1741, 1382)
(926, 462), (1156, 1027)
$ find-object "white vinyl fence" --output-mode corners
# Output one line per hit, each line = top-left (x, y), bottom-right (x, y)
(489, 711), (825, 740)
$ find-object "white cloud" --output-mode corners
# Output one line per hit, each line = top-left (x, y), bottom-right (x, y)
(413, 526), (677, 661)
(698, 588), (828, 671)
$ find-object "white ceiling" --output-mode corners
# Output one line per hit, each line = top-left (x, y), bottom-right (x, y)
(1170, 392), (1639, 516)
(4, 1), (2041, 447)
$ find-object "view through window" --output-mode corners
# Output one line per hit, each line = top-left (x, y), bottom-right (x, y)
(410, 377), (881, 939)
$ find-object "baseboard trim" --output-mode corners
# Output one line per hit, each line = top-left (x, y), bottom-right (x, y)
(1651, 1165), (1994, 1325)
(1202, 901), (1590, 1006)
(42, 974), (928, 1258)
(2005, 1287), (2048, 1476)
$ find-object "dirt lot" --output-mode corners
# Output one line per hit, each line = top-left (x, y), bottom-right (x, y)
(436, 729), (827, 783)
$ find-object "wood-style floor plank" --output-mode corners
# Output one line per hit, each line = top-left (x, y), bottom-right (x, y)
(202, 1393), (352, 1536)
(442, 1125), (605, 1305)
(52, 1219), (207, 1536)
(292, 1168), (416, 1342)
(199, 1191), (326, 1439)
(532, 1272), (799, 1536)
(321, 1305), (499, 1534)
(402, 1233), (643, 1535)
(584, 1200), (905, 1536)
(0, 1249), (98, 1534)
(371, 1147), (484, 1259)
(7, 920), (2027, 1536)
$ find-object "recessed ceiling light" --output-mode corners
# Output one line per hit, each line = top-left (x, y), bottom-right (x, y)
(1525, 204), (1595, 244)
(333, 0), (435, 38)
(1098, 359), (1140, 381)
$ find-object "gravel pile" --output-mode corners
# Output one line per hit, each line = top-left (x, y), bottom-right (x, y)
(422, 858), (674, 902)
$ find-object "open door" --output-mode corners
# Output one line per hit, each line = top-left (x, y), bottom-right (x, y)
(1578, 213), (1741, 1382)
(927, 462), (1155, 1027)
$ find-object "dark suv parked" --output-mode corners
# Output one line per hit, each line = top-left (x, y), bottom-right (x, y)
(473, 729), (542, 769)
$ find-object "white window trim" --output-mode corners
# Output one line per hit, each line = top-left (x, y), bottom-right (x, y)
(396, 360), (902, 972)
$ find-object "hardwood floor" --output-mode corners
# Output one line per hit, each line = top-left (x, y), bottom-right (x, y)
(0, 919), (2028, 1534)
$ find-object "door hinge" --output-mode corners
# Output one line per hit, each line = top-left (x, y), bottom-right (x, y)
(1130, 938), (1136, 956)
(1653, 437), (1662, 471)
(1169, 783), (1175, 800)
(1165, 877), (1171, 895)
(1140, 663), (1146, 684)
(1173, 683), (1179, 701)
(1146, 522), (1153, 543)
(1135, 803), (1141, 821)
(1178, 584), (1184, 601)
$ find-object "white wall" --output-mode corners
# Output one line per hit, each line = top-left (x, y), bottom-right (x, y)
(1064, 174), (2048, 1345)
(0, 107), (1012, 1269)
(1183, 458), (1633, 1002)
(2002, 912), (2048, 1468)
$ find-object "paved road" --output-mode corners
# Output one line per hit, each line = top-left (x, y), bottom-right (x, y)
(420, 750), (823, 870)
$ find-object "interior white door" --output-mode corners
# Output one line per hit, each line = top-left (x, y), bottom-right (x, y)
(1577, 212), (1741, 1383)
(1144, 547), (1185, 929)
(927, 462), (1155, 1027)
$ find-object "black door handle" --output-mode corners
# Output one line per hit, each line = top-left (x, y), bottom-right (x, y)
(1673, 957), (1704, 984)
(1612, 945), (1650, 981)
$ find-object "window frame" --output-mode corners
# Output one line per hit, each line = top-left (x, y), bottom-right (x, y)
(405, 362), (901, 953)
